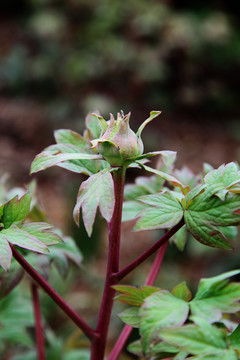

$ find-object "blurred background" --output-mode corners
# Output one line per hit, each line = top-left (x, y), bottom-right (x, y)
(1, 0), (240, 359)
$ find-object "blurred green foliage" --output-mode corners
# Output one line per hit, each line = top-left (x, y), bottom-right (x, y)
(1, 0), (240, 118)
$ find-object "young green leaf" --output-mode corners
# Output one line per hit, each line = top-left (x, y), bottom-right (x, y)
(114, 285), (160, 306)
(1, 192), (31, 229)
(134, 191), (184, 231)
(228, 324), (240, 348)
(20, 222), (63, 246)
(190, 270), (240, 322)
(159, 319), (227, 357)
(122, 200), (148, 222)
(73, 170), (114, 236)
(140, 290), (189, 353)
(54, 129), (87, 148)
(118, 307), (141, 327)
(1, 226), (49, 254)
(30, 151), (103, 174)
(204, 163), (240, 191)
(171, 282), (192, 302)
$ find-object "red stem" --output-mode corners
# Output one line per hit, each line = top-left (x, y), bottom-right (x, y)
(108, 241), (169, 360)
(112, 218), (184, 282)
(11, 245), (96, 341)
(31, 282), (46, 360)
(90, 168), (126, 360)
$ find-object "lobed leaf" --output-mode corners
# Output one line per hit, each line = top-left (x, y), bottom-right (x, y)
(122, 200), (147, 222)
(20, 222), (63, 246)
(184, 187), (240, 249)
(1, 226), (49, 254)
(1, 192), (31, 229)
(54, 129), (87, 148)
(189, 269), (240, 322)
(134, 191), (184, 231)
(114, 285), (160, 306)
(171, 282), (192, 302)
(73, 170), (114, 236)
(30, 151), (103, 174)
(118, 307), (141, 328)
(159, 319), (227, 356)
(140, 290), (189, 353)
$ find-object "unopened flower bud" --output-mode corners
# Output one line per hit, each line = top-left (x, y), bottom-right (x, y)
(91, 112), (143, 166)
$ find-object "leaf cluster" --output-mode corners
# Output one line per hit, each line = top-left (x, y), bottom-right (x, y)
(123, 161), (240, 250)
(115, 270), (240, 359)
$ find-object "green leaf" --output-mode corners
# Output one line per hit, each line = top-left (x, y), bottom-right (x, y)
(118, 307), (141, 327)
(184, 188), (240, 249)
(1, 192), (31, 229)
(159, 319), (227, 356)
(124, 174), (164, 201)
(20, 222), (63, 246)
(122, 200), (147, 222)
(86, 112), (102, 139)
(140, 290), (189, 353)
(228, 324), (240, 348)
(114, 285), (160, 306)
(0, 288), (34, 347)
(0, 235), (12, 271)
(190, 270), (240, 322)
(204, 163), (240, 192)
(1, 225), (49, 254)
(138, 162), (190, 194)
(134, 191), (184, 231)
(127, 340), (144, 357)
(171, 282), (192, 302)
(194, 270), (240, 299)
(73, 170), (114, 236)
(30, 151), (103, 174)
(54, 129), (87, 148)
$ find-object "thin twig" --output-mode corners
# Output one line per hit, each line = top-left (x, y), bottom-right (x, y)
(11, 245), (97, 341)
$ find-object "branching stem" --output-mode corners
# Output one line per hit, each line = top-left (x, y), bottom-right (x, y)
(11, 245), (96, 341)
(112, 218), (185, 282)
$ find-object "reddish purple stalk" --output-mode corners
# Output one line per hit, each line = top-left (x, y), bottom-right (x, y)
(90, 168), (126, 360)
(108, 241), (169, 360)
(31, 282), (46, 360)
(11, 245), (96, 341)
(112, 218), (184, 282)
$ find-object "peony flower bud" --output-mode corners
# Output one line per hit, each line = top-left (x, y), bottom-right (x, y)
(91, 111), (144, 166)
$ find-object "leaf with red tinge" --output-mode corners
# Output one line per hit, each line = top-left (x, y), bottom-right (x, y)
(184, 186), (240, 249)
(0, 235), (12, 271)
(1, 226), (49, 254)
(114, 285), (160, 306)
(73, 170), (114, 236)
